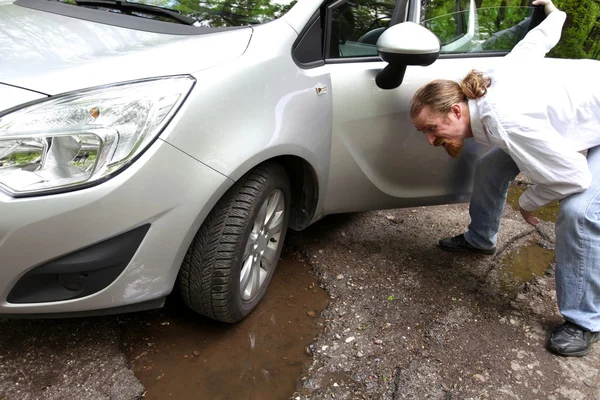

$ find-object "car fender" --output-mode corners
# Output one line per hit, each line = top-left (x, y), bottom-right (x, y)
(161, 19), (333, 226)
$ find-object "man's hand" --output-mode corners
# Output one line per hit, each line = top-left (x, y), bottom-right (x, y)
(520, 207), (540, 226)
(532, 0), (559, 15)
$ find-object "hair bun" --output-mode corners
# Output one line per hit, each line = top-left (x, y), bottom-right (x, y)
(460, 70), (492, 99)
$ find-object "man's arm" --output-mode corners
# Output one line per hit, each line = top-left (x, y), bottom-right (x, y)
(486, 114), (592, 211)
(506, 0), (566, 59)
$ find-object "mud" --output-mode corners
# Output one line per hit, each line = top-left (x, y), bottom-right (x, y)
(119, 256), (328, 400)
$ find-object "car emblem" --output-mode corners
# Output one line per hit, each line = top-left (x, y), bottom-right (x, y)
(315, 85), (328, 96)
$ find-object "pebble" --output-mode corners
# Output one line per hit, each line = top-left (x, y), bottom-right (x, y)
(307, 311), (317, 318)
(335, 334), (341, 340)
(192, 351), (200, 357)
(357, 352), (364, 358)
(345, 336), (355, 343)
(374, 339), (383, 345)
(336, 274), (344, 280)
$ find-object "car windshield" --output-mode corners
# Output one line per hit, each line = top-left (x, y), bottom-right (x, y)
(58, 0), (298, 27)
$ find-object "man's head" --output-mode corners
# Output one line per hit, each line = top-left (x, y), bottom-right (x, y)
(410, 71), (491, 158)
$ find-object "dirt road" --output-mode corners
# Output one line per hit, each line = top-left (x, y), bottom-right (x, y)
(2, 185), (600, 400)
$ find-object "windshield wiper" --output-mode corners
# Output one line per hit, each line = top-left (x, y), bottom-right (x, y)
(72, 0), (197, 25)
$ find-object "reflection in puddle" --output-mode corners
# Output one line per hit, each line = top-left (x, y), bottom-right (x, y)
(499, 238), (555, 292)
(120, 252), (328, 400)
(506, 185), (560, 222)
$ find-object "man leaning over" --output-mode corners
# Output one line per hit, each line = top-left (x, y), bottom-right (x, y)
(410, 0), (600, 357)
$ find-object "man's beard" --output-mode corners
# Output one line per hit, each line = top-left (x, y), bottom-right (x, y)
(433, 137), (464, 158)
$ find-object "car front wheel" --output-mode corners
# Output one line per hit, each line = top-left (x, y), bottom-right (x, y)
(179, 163), (291, 322)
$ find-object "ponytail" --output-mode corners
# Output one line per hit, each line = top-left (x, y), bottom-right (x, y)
(460, 70), (492, 99)
(410, 70), (492, 119)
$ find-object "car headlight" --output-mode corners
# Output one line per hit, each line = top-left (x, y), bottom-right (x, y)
(0, 76), (195, 197)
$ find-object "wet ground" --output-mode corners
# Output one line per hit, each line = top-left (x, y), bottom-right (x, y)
(4, 183), (600, 400)
(119, 256), (328, 400)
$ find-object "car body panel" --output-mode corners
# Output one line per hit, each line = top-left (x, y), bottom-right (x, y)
(160, 19), (333, 222)
(0, 137), (233, 314)
(0, 84), (47, 112)
(0, 0), (252, 95)
(322, 58), (496, 214)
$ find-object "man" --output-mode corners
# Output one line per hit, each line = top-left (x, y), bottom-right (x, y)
(410, 0), (600, 357)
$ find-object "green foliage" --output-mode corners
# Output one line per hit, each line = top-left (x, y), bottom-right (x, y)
(421, 0), (600, 59)
(136, 0), (296, 26)
(550, 0), (600, 59)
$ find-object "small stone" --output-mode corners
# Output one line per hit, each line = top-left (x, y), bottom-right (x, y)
(386, 215), (395, 220)
(319, 250), (324, 254)
(335, 334), (341, 340)
(473, 374), (485, 382)
(333, 383), (339, 387)
(374, 339), (383, 345)
(336, 274), (344, 280)
(307, 311), (317, 318)
(341, 232), (346, 237)
(345, 336), (355, 343)
(192, 351), (200, 357)
(357, 352), (364, 358)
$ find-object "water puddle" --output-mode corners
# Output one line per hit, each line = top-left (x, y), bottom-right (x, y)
(120, 251), (328, 400)
(506, 185), (560, 222)
(499, 186), (557, 291)
(499, 238), (555, 292)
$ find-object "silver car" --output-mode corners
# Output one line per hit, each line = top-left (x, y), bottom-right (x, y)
(0, 0), (542, 321)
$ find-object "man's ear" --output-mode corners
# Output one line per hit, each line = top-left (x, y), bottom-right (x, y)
(451, 103), (462, 119)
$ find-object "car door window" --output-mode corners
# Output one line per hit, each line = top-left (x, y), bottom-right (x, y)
(327, 0), (397, 58)
(421, 0), (539, 54)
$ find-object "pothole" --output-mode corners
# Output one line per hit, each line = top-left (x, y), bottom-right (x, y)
(499, 238), (555, 292)
(120, 250), (328, 400)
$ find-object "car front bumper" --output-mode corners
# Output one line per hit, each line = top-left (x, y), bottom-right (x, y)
(0, 138), (232, 316)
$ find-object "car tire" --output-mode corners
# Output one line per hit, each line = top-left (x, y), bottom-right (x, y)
(179, 163), (291, 323)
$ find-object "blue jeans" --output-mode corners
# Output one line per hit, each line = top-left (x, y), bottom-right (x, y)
(464, 146), (600, 331)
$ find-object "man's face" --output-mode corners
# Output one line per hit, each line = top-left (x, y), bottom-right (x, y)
(413, 106), (465, 158)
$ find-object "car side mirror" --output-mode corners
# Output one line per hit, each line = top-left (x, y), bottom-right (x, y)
(376, 22), (441, 90)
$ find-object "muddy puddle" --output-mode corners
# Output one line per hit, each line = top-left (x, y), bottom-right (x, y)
(500, 185), (559, 291)
(120, 251), (328, 400)
(506, 184), (560, 223)
(498, 237), (556, 292)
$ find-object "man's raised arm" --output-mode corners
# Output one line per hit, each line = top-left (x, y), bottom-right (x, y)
(507, 0), (566, 59)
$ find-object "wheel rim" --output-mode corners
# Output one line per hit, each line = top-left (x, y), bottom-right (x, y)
(239, 189), (286, 301)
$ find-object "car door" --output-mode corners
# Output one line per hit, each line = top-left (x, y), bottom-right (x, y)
(297, 0), (541, 214)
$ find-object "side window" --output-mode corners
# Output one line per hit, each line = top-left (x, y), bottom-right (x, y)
(327, 0), (397, 58)
(421, 0), (537, 54)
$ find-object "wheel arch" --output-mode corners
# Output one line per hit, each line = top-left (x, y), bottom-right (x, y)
(269, 155), (320, 231)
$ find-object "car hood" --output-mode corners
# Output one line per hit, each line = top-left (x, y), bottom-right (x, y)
(0, 1), (253, 96)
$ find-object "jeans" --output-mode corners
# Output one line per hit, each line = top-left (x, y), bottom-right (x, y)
(464, 146), (600, 331)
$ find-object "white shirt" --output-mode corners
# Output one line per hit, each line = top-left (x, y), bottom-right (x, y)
(468, 11), (600, 211)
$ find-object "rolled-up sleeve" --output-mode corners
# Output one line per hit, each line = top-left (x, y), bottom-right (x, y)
(507, 10), (566, 59)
